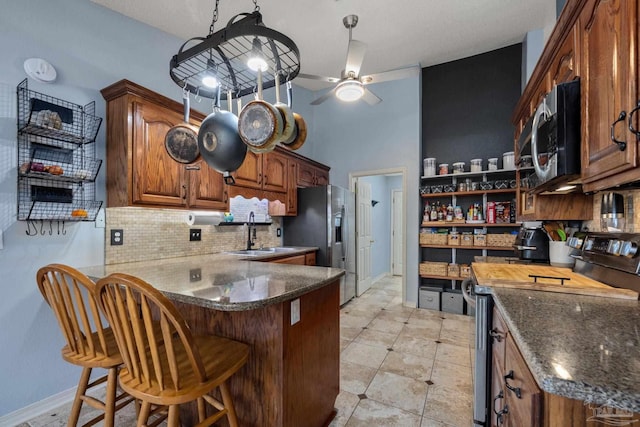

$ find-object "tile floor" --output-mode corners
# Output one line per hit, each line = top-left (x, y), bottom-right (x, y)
(20, 275), (475, 427)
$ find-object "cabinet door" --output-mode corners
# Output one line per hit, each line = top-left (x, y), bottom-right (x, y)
(315, 167), (330, 186)
(271, 254), (306, 265)
(232, 150), (263, 189)
(491, 354), (507, 427)
(263, 150), (288, 192)
(286, 159), (298, 215)
(504, 337), (541, 427)
(580, 0), (638, 185)
(297, 161), (317, 187)
(305, 251), (316, 266)
(132, 101), (187, 206)
(187, 160), (228, 210)
(549, 26), (579, 87)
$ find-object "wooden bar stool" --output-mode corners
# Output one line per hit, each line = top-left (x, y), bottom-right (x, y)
(96, 273), (250, 427)
(36, 264), (134, 427)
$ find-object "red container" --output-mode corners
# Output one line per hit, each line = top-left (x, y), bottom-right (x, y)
(486, 201), (496, 224)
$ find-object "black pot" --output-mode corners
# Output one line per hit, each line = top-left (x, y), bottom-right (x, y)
(197, 90), (246, 182)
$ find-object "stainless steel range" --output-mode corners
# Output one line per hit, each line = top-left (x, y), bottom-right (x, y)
(468, 232), (640, 427)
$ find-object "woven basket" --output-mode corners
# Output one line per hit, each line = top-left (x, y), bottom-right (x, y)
(460, 264), (471, 277)
(460, 234), (474, 246)
(473, 234), (487, 247)
(487, 233), (517, 247)
(420, 233), (448, 245)
(447, 263), (460, 277)
(447, 234), (460, 246)
(420, 262), (448, 276)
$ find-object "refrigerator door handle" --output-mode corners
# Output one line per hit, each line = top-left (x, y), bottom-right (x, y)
(340, 205), (346, 260)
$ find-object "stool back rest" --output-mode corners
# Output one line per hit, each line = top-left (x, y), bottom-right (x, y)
(36, 264), (112, 359)
(96, 273), (206, 391)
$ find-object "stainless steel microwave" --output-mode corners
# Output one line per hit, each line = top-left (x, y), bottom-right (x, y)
(519, 79), (581, 193)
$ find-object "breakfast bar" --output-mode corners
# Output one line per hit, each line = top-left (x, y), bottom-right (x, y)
(81, 253), (344, 427)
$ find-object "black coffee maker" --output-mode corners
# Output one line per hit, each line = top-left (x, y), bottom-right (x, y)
(513, 222), (549, 263)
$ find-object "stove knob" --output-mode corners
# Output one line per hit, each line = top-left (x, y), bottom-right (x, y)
(607, 240), (622, 255)
(620, 241), (639, 258)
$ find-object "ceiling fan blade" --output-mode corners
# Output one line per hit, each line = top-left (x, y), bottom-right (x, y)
(361, 88), (382, 105)
(310, 86), (339, 105)
(297, 73), (341, 83)
(361, 66), (421, 85)
(345, 40), (367, 77)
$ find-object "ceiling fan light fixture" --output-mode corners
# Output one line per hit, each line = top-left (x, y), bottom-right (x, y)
(247, 37), (269, 72)
(335, 80), (364, 102)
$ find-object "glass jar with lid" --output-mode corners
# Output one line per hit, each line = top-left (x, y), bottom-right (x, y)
(452, 162), (465, 174)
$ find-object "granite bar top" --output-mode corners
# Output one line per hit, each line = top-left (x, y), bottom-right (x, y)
(492, 288), (640, 413)
(80, 248), (344, 312)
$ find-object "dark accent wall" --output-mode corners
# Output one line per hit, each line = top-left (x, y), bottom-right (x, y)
(422, 44), (522, 166)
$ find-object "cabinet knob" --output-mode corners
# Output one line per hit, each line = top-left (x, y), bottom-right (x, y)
(504, 370), (522, 399)
(610, 110), (627, 151)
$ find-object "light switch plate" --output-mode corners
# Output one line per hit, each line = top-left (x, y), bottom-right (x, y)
(290, 298), (300, 325)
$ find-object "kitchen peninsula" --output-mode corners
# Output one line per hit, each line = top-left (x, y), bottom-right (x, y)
(81, 251), (343, 427)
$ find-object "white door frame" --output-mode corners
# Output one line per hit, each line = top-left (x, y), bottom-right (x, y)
(349, 167), (407, 304)
(391, 188), (403, 276)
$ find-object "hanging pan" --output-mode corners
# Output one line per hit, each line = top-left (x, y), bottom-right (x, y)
(273, 72), (296, 144)
(238, 69), (283, 153)
(282, 80), (307, 150)
(198, 89), (247, 184)
(165, 91), (200, 163)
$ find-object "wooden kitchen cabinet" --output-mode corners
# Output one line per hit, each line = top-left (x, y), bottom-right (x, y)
(580, 0), (639, 192)
(101, 80), (228, 210)
(298, 161), (330, 187)
(491, 307), (541, 427)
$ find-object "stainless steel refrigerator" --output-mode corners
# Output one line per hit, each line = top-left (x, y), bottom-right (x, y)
(283, 185), (356, 305)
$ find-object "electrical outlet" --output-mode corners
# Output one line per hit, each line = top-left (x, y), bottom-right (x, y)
(290, 298), (300, 325)
(189, 228), (202, 241)
(189, 268), (202, 282)
(110, 229), (123, 245)
(276, 227), (281, 237)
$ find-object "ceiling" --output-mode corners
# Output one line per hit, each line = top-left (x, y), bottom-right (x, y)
(90, 0), (557, 91)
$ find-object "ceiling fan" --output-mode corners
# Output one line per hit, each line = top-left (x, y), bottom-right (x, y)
(297, 14), (420, 106)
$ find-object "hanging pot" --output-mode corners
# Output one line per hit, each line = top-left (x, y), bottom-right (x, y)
(238, 70), (283, 153)
(282, 81), (307, 150)
(273, 73), (296, 144)
(198, 89), (247, 184)
(165, 92), (200, 164)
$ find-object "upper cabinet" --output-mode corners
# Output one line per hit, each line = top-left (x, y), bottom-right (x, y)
(297, 161), (330, 188)
(101, 80), (228, 211)
(579, 0), (639, 192)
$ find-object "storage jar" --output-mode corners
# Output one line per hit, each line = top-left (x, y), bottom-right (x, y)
(470, 159), (482, 172)
(439, 163), (449, 175)
(488, 158), (498, 170)
(423, 158), (436, 176)
(520, 155), (532, 168)
(503, 151), (515, 169)
(452, 162), (465, 174)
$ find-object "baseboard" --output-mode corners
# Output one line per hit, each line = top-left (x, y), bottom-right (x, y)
(0, 383), (96, 426)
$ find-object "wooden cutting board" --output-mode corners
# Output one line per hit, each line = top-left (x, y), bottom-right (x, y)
(471, 262), (639, 300)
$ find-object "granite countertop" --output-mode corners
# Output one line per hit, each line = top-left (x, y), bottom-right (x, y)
(492, 288), (640, 413)
(80, 247), (344, 312)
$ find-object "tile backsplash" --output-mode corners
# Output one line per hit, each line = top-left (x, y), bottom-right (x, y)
(105, 207), (282, 265)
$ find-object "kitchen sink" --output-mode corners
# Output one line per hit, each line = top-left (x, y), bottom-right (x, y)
(225, 247), (299, 256)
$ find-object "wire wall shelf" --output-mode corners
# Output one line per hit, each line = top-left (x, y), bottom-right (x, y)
(16, 79), (103, 222)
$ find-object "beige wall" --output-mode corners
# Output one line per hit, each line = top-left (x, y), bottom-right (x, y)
(105, 207), (282, 264)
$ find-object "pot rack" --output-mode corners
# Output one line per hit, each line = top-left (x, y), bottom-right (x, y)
(169, 1), (300, 100)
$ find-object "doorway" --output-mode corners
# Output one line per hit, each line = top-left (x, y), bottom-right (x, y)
(350, 168), (406, 302)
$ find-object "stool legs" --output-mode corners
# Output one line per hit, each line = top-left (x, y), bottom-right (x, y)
(103, 367), (118, 427)
(69, 367), (92, 426)
(219, 382), (239, 427)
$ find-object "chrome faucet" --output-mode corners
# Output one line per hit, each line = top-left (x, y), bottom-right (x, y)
(246, 211), (256, 250)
